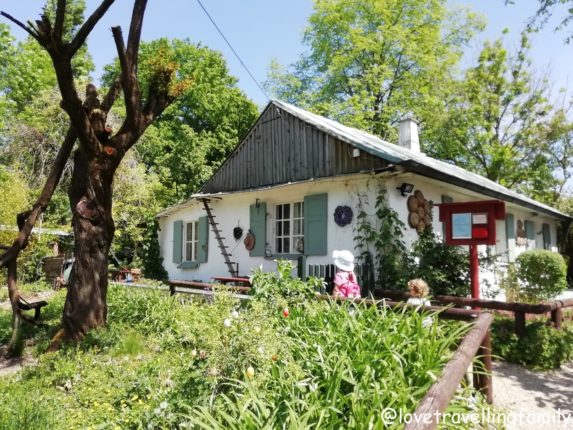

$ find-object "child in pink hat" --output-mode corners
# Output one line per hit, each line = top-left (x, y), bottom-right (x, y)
(332, 250), (361, 298)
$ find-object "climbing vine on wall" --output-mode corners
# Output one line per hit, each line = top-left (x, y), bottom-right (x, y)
(355, 182), (411, 289)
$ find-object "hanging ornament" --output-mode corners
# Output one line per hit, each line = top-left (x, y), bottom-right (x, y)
(233, 226), (243, 241)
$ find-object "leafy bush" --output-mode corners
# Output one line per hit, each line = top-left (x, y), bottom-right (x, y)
(250, 259), (322, 304)
(514, 250), (567, 302)
(491, 316), (573, 369)
(410, 231), (470, 296)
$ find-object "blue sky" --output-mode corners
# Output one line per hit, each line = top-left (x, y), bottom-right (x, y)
(3, 0), (572, 108)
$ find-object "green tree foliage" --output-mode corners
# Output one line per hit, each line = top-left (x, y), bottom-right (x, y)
(507, 0), (573, 43)
(266, 0), (484, 141)
(425, 33), (561, 203)
(515, 249), (567, 301)
(104, 39), (259, 205)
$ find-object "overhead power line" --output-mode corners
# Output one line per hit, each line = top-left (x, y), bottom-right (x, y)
(195, 0), (270, 102)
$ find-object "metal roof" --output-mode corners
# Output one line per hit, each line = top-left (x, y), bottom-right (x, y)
(273, 100), (569, 220)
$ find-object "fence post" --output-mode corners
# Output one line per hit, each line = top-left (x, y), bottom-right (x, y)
(551, 308), (563, 330)
(297, 255), (306, 280)
(474, 330), (493, 404)
(514, 311), (526, 337)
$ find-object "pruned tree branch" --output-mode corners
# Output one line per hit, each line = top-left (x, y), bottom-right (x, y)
(0, 12), (40, 41)
(53, 0), (67, 40)
(126, 0), (147, 67)
(68, 0), (115, 56)
(0, 128), (77, 268)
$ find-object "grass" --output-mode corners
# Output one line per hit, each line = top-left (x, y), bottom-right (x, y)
(0, 282), (494, 429)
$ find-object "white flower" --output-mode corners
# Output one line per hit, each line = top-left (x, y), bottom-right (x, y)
(422, 317), (433, 328)
(160, 401), (168, 410)
(223, 318), (232, 327)
(257, 346), (265, 354)
(231, 310), (239, 318)
(191, 349), (197, 357)
(253, 326), (261, 334)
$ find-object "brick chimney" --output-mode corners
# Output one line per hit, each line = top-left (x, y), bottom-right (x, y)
(398, 116), (420, 153)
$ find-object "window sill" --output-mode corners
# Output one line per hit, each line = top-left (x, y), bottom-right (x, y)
(264, 253), (304, 261)
(178, 261), (200, 269)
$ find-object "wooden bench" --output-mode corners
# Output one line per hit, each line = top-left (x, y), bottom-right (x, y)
(18, 297), (48, 320)
(168, 280), (251, 295)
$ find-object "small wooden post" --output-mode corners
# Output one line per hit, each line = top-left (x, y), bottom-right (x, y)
(514, 311), (526, 337)
(474, 331), (493, 404)
(551, 308), (563, 330)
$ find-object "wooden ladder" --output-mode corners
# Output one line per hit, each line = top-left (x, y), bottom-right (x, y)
(200, 198), (238, 277)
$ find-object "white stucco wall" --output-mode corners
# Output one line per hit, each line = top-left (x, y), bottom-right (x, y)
(158, 172), (563, 296)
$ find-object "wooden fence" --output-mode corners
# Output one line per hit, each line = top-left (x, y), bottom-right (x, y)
(377, 289), (573, 337)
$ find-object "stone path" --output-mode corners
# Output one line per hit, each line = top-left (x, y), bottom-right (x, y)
(493, 361), (573, 430)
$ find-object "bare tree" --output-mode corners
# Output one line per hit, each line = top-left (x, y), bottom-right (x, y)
(1, 0), (180, 344)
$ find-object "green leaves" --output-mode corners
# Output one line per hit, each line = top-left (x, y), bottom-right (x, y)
(266, 0), (483, 141)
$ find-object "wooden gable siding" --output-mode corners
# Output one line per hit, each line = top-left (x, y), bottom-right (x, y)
(202, 105), (388, 193)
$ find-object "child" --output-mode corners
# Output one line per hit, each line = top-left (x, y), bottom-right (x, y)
(332, 250), (361, 298)
(406, 278), (430, 306)
(407, 278), (433, 327)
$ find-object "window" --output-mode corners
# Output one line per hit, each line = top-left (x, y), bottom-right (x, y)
(275, 201), (304, 253)
(185, 221), (199, 261)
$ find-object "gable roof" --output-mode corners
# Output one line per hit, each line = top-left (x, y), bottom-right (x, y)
(266, 101), (569, 220)
(182, 100), (569, 220)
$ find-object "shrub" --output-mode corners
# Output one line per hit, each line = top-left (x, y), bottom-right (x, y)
(515, 250), (567, 302)
(250, 259), (322, 304)
(410, 231), (470, 296)
(491, 316), (573, 370)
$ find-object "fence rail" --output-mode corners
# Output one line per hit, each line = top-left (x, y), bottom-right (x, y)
(377, 289), (573, 337)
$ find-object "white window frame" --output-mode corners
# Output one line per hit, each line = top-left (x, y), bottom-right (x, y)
(274, 201), (304, 254)
(184, 221), (199, 261)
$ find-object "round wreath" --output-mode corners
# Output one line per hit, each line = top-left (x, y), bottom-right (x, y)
(334, 205), (353, 227)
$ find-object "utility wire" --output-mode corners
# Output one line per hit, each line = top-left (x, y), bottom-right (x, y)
(195, 0), (270, 102)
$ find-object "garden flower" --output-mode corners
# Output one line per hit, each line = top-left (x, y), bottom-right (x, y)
(282, 307), (289, 317)
(199, 350), (207, 359)
(224, 318), (232, 327)
(246, 366), (255, 378)
(271, 354), (279, 362)
(253, 325), (261, 334)
(231, 310), (239, 318)
(258, 346), (265, 354)
(191, 349), (197, 357)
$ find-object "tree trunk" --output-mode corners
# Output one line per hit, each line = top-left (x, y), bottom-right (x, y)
(61, 148), (117, 340)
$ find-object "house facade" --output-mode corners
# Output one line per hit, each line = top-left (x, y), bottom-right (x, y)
(157, 100), (570, 293)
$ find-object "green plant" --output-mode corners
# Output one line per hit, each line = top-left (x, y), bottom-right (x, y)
(514, 250), (567, 302)
(410, 230), (470, 296)
(491, 316), (573, 369)
(355, 183), (411, 290)
(250, 259), (322, 304)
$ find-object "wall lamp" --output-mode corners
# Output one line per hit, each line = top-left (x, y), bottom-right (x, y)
(396, 182), (414, 197)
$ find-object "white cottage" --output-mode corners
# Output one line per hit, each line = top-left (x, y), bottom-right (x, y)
(157, 100), (570, 293)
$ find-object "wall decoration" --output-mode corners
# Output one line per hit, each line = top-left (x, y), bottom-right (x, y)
(334, 205), (353, 227)
(233, 226), (243, 241)
(244, 232), (255, 251)
(406, 189), (432, 234)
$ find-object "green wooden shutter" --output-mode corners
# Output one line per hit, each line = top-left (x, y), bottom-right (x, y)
(196, 216), (209, 263)
(524, 220), (535, 242)
(304, 193), (328, 256)
(249, 202), (267, 257)
(542, 223), (551, 250)
(505, 213), (515, 247)
(172, 220), (183, 264)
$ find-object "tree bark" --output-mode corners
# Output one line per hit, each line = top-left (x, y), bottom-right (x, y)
(61, 148), (117, 340)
